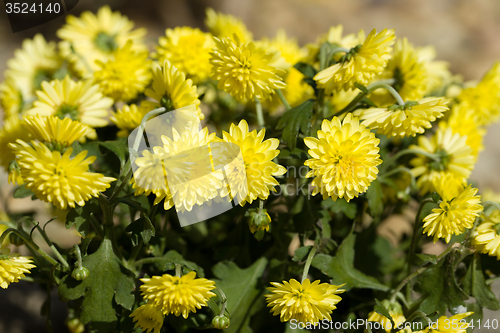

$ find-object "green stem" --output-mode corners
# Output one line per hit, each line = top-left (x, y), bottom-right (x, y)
(377, 84), (405, 106)
(73, 244), (83, 269)
(258, 199), (264, 214)
(379, 166), (417, 190)
(276, 89), (291, 110)
(381, 149), (440, 173)
(0, 228), (59, 267)
(34, 221), (69, 269)
(216, 286), (229, 317)
(133, 256), (166, 267)
(334, 79), (397, 115)
(175, 263), (182, 277)
(254, 97), (265, 129)
(404, 310), (433, 328)
(483, 201), (500, 212)
(301, 246), (318, 282)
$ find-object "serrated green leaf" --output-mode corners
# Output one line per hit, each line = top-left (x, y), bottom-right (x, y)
(58, 238), (135, 331)
(462, 254), (499, 310)
(293, 246), (312, 262)
(276, 100), (314, 151)
(366, 179), (384, 219)
(125, 214), (155, 246)
(322, 198), (357, 219)
(212, 258), (268, 333)
(13, 184), (34, 199)
(65, 200), (100, 237)
(311, 232), (389, 291)
(99, 139), (128, 167)
(374, 299), (396, 328)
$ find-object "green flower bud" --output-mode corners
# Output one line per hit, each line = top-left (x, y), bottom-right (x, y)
(245, 208), (271, 233)
(9, 232), (24, 246)
(72, 266), (90, 281)
(212, 315), (230, 330)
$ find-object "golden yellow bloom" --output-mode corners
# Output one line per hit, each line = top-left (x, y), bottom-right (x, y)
(10, 140), (115, 209)
(22, 115), (87, 146)
(110, 104), (150, 138)
(439, 104), (485, 157)
(314, 28), (395, 94)
(257, 29), (307, 71)
(26, 76), (112, 132)
(283, 68), (315, 108)
(371, 38), (428, 106)
(0, 253), (36, 289)
(423, 184), (482, 243)
(353, 98), (449, 138)
(143, 60), (203, 120)
(140, 271), (216, 318)
(220, 120), (286, 205)
(0, 117), (31, 184)
(422, 312), (473, 333)
(330, 89), (360, 112)
(367, 300), (407, 333)
(205, 8), (253, 43)
(57, 6), (146, 76)
(93, 41), (151, 101)
(410, 127), (476, 194)
(416, 45), (451, 94)
(265, 278), (344, 324)
(156, 27), (214, 84)
(472, 209), (500, 260)
(211, 35), (286, 102)
(0, 79), (28, 121)
(130, 303), (164, 333)
(457, 62), (500, 126)
(5, 34), (64, 99)
(304, 114), (382, 201)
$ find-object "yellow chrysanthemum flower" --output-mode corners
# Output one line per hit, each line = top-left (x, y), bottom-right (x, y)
(353, 97), (449, 138)
(0, 117), (31, 185)
(10, 140), (115, 209)
(370, 38), (428, 106)
(93, 41), (151, 101)
(140, 271), (216, 318)
(410, 127), (476, 195)
(417, 312), (473, 333)
(57, 6), (146, 76)
(416, 45), (451, 94)
(482, 188), (500, 203)
(0, 253), (36, 289)
(330, 89), (360, 112)
(220, 119), (286, 205)
(211, 35), (286, 102)
(156, 27), (214, 84)
(439, 104), (485, 157)
(5, 34), (65, 100)
(314, 28), (395, 94)
(472, 209), (500, 260)
(265, 278), (344, 324)
(367, 300), (407, 333)
(0, 79), (28, 121)
(456, 62), (500, 126)
(110, 104), (150, 138)
(143, 60), (203, 120)
(304, 114), (382, 202)
(22, 115), (87, 147)
(256, 29), (307, 71)
(26, 76), (113, 134)
(130, 303), (164, 333)
(423, 183), (482, 243)
(284, 68), (315, 108)
(205, 8), (253, 43)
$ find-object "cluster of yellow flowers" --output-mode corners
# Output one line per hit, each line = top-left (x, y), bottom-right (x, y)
(1, 5), (500, 331)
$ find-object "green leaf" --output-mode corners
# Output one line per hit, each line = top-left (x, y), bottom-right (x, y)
(373, 299), (396, 328)
(462, 254), (499, 310)
(58, 238), (135, 331)
(322, 198), (357, 219)
(311, 232), (389, 291)
(416, 256), (469, 315)
(99, 139), (128, 167)
(150, 250), (205, 277)
(466, 302), (482, 333)
(415, 253), (438, 265)
(212, 258), (268, 333)
(294, 62), (317, 78)
(115, 197), (148, 215)
(366, 179), (384, 219)
(293, 246), (312, 262)
(276, 100), (314, 151)
(13, 184), (34, 199)
(65, 200), (100, 237)
(124, 214), (155, 246)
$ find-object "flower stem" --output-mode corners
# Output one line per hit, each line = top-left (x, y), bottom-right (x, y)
(0, 228), (59, 267)
(73, 244), (83, 269)
(374, 84), (405, 106)
(276, 89), (291, 110)
(254, 97), (265, 129)
(301, 245), (318, 282)
(34, 220), (69, 269)
(334, 79), (397, 115)
(216, 286), (228, 317)
(381, 149), (440, 173)
(175, 263), (182, 277)
(407, 198), (434, 280)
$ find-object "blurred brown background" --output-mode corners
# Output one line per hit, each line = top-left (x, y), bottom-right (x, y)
(1, 0), (500, 332)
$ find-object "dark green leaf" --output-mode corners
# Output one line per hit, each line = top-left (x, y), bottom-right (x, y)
(13, 185), (34, 199)
(354, 82), (369, 94)
(366, 179), (384, 219)
(294, 62), (317, 78)
(58, 238), (135, 331)
(65, 200), (100, 237)
(212, 258), (268, 333)
(124, 214), (155, 246)
(148, 250), (205, 277)
(462, 254), (499, 310)
(322, 198), (357, 219)
(115, 197), (148, 215)
(415, 253), (438, 265)
(293, 246), (312, 262)
(466, 302), (482, 333)
(99, 139), (128, 167)
(374, 299), (396, 328)
(276, 100), (314, 151)
(311, 232), (389, 291)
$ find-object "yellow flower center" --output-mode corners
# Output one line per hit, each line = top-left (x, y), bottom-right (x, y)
(56, 104), (80, 121)
(94, 32), (118, 53)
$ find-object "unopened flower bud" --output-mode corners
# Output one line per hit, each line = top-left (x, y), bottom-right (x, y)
(212, 315), (230, 329)
(245, 208), (271, 233)
(72, 266), (90, 281)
